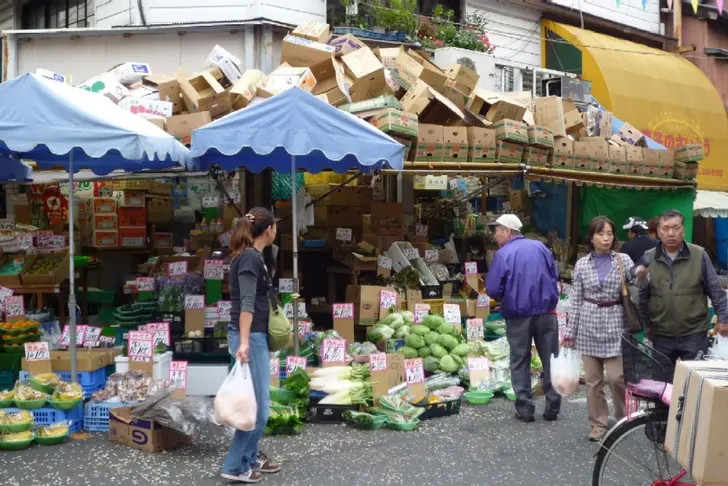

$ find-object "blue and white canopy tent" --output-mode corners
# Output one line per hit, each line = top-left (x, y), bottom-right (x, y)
(192, 87), (405, 350)
(0, 73), (193, 381)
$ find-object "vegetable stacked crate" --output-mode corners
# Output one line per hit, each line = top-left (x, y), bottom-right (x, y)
(20, 369), (106, 399)
(4, 404), (83, 433)
(84, 401), (135, 432)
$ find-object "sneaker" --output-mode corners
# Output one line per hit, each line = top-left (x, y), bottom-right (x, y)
(543, 412), (558, 422)
(515, 412), (535, 423)
(221, 471), (263, 483)
(254, 452), (281, 474)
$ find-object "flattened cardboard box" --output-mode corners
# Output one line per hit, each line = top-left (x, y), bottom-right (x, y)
(369, 108), (419, 140)
(467, 127), (496, 162)
(109, 407), (192, 452)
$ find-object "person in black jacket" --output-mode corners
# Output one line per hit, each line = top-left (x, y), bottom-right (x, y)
(620, 217), (659, 264)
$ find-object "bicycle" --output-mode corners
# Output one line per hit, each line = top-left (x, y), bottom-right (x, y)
(591, 333), (695, 486)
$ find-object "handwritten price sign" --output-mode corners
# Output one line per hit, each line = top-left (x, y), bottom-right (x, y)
(146, 322), (171, 347)
(24, 342), (50, 361)
(297, 321), (312, 339)
(168, 261), (188, 277)
(218, 230), (232, 248)
(369, 353), (387, 372)
(285, 356), (307, 374)
(99, 336), (116, 346)
(377, 256), (392, 270)
(217, 301), (232, 319)
(203, 259), (224, 280)
(322, 338), (346, 364)
(443, 303), (461, 325)
(84, 326), (102, 347)
(464, 261), (478, 275)
(476, 294), (490, 308)
(136, 277), (155, 292)
(173, 246), (187, 254)
(403, 248), (419, 260)
(4, 295), (24, 318)
(335, 228), (353, 242)
(332, 303), (354, 319)
(16, 234), (33, 250)
(169, 361), (188, 389)
(202, 196), (219, 208)
(61, 325), (88, 347)
(425, 249), (439, 262)
(184, 295), (205, 311)
(278, 278), (294, 293)
(128, 331), (154, 361)
(270, 358), (280, 376)
(379, 290), (397, 310)
(415, 224), (428, 236)
(404, 358), (425, 384)
(0, 286), (14, 304)
(467, 357), (490, 372)
(466, 318), (484, 341)
(414, 303), (430, 323)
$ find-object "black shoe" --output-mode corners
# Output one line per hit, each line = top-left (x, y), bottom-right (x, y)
(515, 412), (535, 423)
(543, 412), (558, 422)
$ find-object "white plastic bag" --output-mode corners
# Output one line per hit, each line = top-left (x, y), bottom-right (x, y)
(712, 334), (728, 359)
(213, 361), (257, 431)
(550, 347), (582, 397)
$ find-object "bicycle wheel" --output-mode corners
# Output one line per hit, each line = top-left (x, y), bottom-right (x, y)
(592, 410), (693, 486)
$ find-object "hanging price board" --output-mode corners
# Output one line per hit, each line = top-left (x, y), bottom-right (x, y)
(403, 248), (419, 260)
(332, 303), (354, 319)
(466, 318), (484, 342)
(202, 196), (219, 208)
(278, 278), (294, 293)
(369, 353), (387, 372)
(61, 324), (88, 347)
(377, 255), (392, 278)
(0, 286), (13, 304)
(217, 300), (232, 319)
(218, 230), (232, 248)
(404, 358), (427, 402)
(414, 303), (430, 324)
(136, 277), (154, 292)
(284, 302), (308, 319)
(321, 338), (346, 366)
(84, 326), (102, 348)
(476, 294), (490, 307)
(424, 249), (439, 262)
(169, 361), (188, 398)
(297, 321), (312, 340)
(332, 303), (355, 345)
(285, 356), (307, 374)
(415, 224), (428, 237)
(13, 193), (29, 206)
(24, 341), (50, 361)
(146, 322), (171, 347)
(443, 303), (461, 325)
(475, 293), (490, 319)
(4, 295), (24, 319)
(467, 357), (490, 387)
(128, 331), (154, 361)
(270, 357), (280, 388)
(184, 295), (205, 310)
(464, 261), (478, 275)
(0, 219), (15, 237)
(335, 228), (352, 242)
(168, 261), (188, 277)
(203, 259), (224, 280)
(16, 234), (33, 250)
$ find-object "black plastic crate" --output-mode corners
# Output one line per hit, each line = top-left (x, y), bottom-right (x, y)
(416, 398), (462, 421)
(306, 403), (359, 423)
(154, 312), (185, 333)
(420, 284), (443, 300)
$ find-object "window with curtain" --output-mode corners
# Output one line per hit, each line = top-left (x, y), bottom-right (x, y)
(21, 0), (95, 29)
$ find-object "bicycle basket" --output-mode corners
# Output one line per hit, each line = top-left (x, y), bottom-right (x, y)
(621, 333), (672, 402)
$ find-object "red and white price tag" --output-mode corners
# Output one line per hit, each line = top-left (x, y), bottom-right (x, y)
(203, 259), (224, 280)
(414, 303), (430, 323)
(332, 303), (354, 319)
(335, 228), (353, 242)
(322, 338), (346, 364)
(61, 325), (88, 347)
(169, 361), (188, 390)
(4, 295), (24, 318)
(297, 321), (312, 339)
(16, 234), (33, 250)
(136, 277), (154, 292)
(278, 278), (294, 293)
(128, 331), (154, 361)
(0, 286), (14, 304)
(476, 294), (490, 308)
(467, 357), (490, 372)
(285, 356), (307, 374)
(466, 318), (484, 341)
(146, 322), (171, 347)
(99, 336), (116, 346)
(404, 358), (425, 384)
(84, 326), (102, 347)
(464, 261), (478, 275)
(369, 353), (387, 372)
(217, 300), (232, 319)
(424, 249), (439, 262)
(218, 230), (232, 248)
(184, 295), (205, 310)
(443, 303), (461, 325)
(270, 358), (280, 376)
(379, 290), (397, 309)
(168, 261), (188, 277)
(24, 342), (50, 361)
(415, 224), (428, 236)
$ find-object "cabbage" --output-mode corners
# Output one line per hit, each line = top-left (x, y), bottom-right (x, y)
(423, 314), (445, 331)
(438, 334), (459, 351)
(452, 343), (470, 357)
(424, 356), (441, 373)
(424, 331), (440, 346)
(437, 323), (455, 336)
(400, 311), (415, 323)
(394, 325), (411, 339)
(377, 313), (404, 328)
(439, 355), (459, 373)
(449, 354), (463, 367)
(367, 325), (394, 341)
(411, 325), (430, 337)
(400, 346), (418, 359)
(405, 334), (426, 349)
(418, 346), (432, 358)
(430, 344), (447, 359)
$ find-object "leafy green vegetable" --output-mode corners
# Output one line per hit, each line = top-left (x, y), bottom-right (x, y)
(399, 311), (415, 323)
(449, 354), (463, 367)
(418, 346), (432, 358)
(438, 334), (458, 351)
(430, 343), (447, 359)
(424, 331), (440, 346)
(452, 343), (470, 357)
(405, 334), (425, 349)
(439, 355), (459, 372)
(367, 325), (394, 341)
(400, 346), (418, 359)
(265, 403), (305, 436)
(377, 313), (404, 328)
(423, 314), (445, 331)
(394, 325), (411, 339)
(411, 325), (430, 337)
(424, 356), (441, 373)
(437, 323), (455, 336)
(282, 368), (310, 398)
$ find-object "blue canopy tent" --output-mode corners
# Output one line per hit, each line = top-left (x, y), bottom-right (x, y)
(0, 73), (192, 381)
(0, 157), (33, 182)
(192, 87), (405, 350)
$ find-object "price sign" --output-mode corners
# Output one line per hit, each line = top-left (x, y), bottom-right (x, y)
(202, 196), (219, 208)
(322, 338), (346, 365)
(218, 230), (232, 248)
(464, 261), (478, 275)
(230, 192), (241, 204)
(415, 224), (428, 236)
(425, 249), (439, 262)
(467, 357), (490, 387)
(217, 300), (232, 318)
(369, 353), (387, 372)
(285, 356), (307, 374)
(278, 278), (294, 293)
(443, 303), (461, 325)
(466, 318), (484, 341)
(377, 256), (392, 269)
(146, 322), (171, 347)
(61, 325), (88, 347)
(335, 228), (352, 242)
(270, 358), (280, 376)
(184, 295), (204, 310)
(169, 361), (188, 390)
(47, 235), (66, 248)
(24, 342), (50, 361)
(379, 290), (397, 310)
(84, 326), (102, 347)
(332, 303), (354, 319)
(284, 302), (308, 319)
(404, 358), (425, 384)
(128, 331), (154, 361)
(297, 321), (313, 339)
(0, 219), (15, 237)
(203, 259), (224, 280)
(13, 193), (29, 206)
(16, 234), (33, 250)
(136, 277), (154, 292)
(5, 295), (24, 318)
(403, 248), (419, 260)
(0, 286), (13, 304)
(173, 246), (187, 254)
(168, 261), (188, 277)
(414, 303), (430, 323)
(476, 294), (490, 308)
(99, 336), (116, 346)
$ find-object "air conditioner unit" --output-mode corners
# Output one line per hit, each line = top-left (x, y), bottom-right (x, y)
(541, 76), (592, 104)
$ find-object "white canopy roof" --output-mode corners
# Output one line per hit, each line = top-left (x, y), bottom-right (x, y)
(694, 190), (728, 218)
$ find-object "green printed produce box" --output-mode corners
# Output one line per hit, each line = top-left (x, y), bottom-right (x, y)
(369, 108), (419, 140)
(494, 119), (528, 144)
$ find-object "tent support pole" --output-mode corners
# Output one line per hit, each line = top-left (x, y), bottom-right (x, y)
(291, 155), (299, 355)
(68, 152), (77, 384)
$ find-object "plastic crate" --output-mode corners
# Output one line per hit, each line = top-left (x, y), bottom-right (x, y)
(20, 368), (106, 398)
(84, 401), (135, 432)
(306, 403), (359, 423)
(0, 369), (19, 390)
(416, 398), (462, 421)
(5, 404), (83, 433)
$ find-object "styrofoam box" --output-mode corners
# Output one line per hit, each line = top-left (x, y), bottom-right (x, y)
(386, 241), (439, 286)
(114, 351), (173, 380)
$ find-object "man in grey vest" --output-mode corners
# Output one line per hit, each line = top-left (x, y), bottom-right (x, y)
(638, 209), (728, 378)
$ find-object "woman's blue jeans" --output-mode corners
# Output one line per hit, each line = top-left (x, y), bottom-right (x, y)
(223, 331), (270, 475)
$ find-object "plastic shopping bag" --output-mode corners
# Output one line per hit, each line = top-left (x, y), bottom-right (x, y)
(213, 361), (257, 431)
(712, 334), (728, 359)
(550, 347), (581, 397)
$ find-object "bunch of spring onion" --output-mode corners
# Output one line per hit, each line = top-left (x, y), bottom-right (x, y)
(309, 365), (373, 406)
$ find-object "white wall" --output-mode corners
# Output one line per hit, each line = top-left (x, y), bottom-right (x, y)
(95, 0), (325, 28)
(548, 0), (661, 34)
(0, 0), (14, 30)
(466, 0), (542, 69)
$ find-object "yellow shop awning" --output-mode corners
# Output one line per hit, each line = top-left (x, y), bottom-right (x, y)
(542, 21), (728, 191)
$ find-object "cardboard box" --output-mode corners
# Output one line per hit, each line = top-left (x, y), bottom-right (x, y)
(205, 45), (243, 84)
(153, 232), (174, 249)
(552, 137), (574, 168)
(93, 214), (117, 231)
(675, 144), (705, 163)
(595, 110), (613, 137)
(230, 70), (266, 110)
(342, 47), (389, 102)
(573, 142), (592, 170)
(534, 96), (566, 137)
(147, 118), (165, 130)
(339, 96), (402, 118)
(495, 141), (524, 164)
(640, 148), (661, 177)
(369, 108), (419, 140)
(165, 112), (212, 145)
(657, 150), (675, 178)
(607, 145), (627, 174)
(92, 231), (118, 248)
(108, 62), (151, 86)
(445, 64), (479, 94)
(401, 79), (465, 126)
(143, 74), (182, 114)
(21, 250), (70, 287)
(665, 361), (728, 484)
(468, 90), (527, 124)
(311, 60), (352, 106)
(467, 127), (496, 162)
(293, 21), (331, 43)
(178, 69), (231, 118)
(371, 202), (404, 227)
(36, 68), (70, 84)
(615, 122), (646, 147)
(304, 184), (373, 206)
(345, 284), (399, 326)
(330, 34), (366, 58)
(375, 46), (404, 69)
(442, 127), (469, 162)
(147, 197), (173, 223)
(494, 119), (528, 144)
(119, 227), (147, 248)
(262, 65), (316, 97)
(78, 74), (129, 104)
(522, 146), (550, 167)
(673, 161), (698, 180)
(509, 190), (531, 211)
(281, 34), (335, 68)
(313, 206), (368, 227)
(109, 407), (192, 453)
(625, 146), (643, 174)
(92, 198), (117, 214)
(527, 126), (554, 149)
(118, 207), (147, 227)
(114, 191), (145, 208)
(562, 98), (583, 134)
(391, 50), (447, 91)
(119, 98), (173, 118)
(582, 139), (609, 171)
(414, 124), (444, 162)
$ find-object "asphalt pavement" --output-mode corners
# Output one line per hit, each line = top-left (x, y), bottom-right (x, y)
(2, 394), (606, 486)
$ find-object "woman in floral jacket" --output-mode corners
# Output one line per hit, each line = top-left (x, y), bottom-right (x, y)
(562, 216), (644, 442)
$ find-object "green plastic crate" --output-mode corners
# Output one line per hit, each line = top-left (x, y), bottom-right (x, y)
(0, 369), (19, 391)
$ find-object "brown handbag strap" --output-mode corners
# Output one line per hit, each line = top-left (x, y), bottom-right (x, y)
(615, 254), (629, 298)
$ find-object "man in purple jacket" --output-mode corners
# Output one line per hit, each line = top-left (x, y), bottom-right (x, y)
(485, 214), (561, 423)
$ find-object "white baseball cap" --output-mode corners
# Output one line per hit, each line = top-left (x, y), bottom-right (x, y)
(488, 214), (523, 231)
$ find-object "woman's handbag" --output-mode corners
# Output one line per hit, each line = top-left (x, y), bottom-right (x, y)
(262, 264), (292, 351)
(616, 255), (643, 333)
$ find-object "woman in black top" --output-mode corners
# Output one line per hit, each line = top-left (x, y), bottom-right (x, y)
(222, 207), (281, 483)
